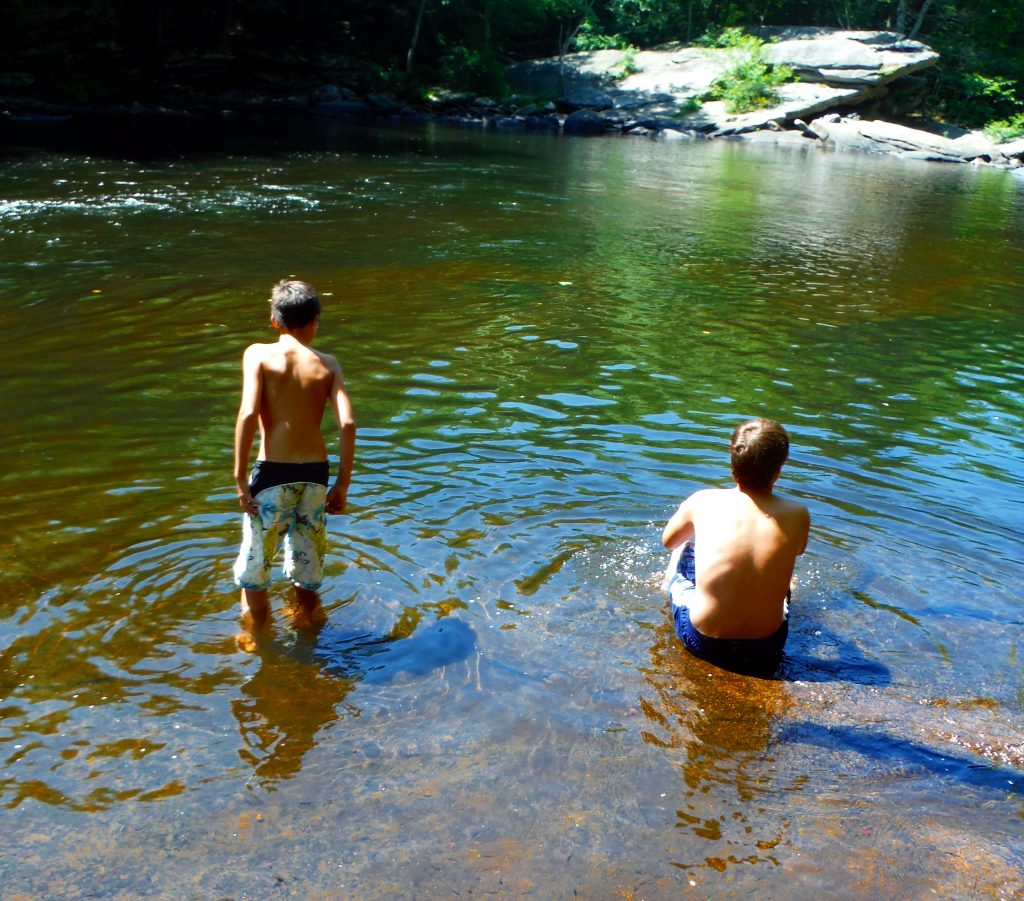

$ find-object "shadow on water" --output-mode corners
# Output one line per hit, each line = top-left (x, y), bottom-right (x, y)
(781, 624), (892, 686)
(234, 616), (476, 786)
(778, 722), (1023, 796)
(657, 595), (891, 686)
(316, 614), (477, 683)
(0, 115), (540, 163)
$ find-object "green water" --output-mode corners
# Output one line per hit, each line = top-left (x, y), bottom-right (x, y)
(1, 118), (1023, 897)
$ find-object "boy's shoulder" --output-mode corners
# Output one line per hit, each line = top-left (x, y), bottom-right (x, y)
(310, 346), (342, 374)
(242, 340), (277, 358)
(768, 491), (809, 515)
(685, 486), (732, 506)
(765, 492), (811, 534)
(312, 345), (339, 363)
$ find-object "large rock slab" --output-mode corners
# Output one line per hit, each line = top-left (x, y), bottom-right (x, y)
(505, 28), (938, 134)
(760, 28), (939, 84)
(996, 137), (1024, 159)
(807, 115), (1000, 162)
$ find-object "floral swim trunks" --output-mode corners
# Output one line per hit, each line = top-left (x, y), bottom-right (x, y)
(233, 461), (329, 591)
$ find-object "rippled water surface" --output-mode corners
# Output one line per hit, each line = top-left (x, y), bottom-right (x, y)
(2, 118), (1023, 897)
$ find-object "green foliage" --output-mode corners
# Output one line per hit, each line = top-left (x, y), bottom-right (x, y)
(929, 67), (1023, 129)
(706, 32), (794, 114)
(572, 21), (630, 51)
(612, 47), (639, 80)
(2, 0), (1022, 137)
(984, 113), (1024, 143)
(675, 96), (703, 117)
(370, 65), (412, 96)
(439, 46), (507, 97)
(959, 72), (1019, 121)
(596, 0), (690, 47)
(918, 2), (1024, 129)
(698, 26), (760, 49)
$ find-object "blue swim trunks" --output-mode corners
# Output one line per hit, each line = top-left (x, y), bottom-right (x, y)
(667, 543), (789, 673)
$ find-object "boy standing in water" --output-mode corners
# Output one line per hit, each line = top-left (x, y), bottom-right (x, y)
(233, 279), (356, 634)
(662, 418), (809, 672)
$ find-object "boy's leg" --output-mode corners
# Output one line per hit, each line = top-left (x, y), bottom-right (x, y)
(663, 541), (694, 595)
(662, 543), (685, 592)
(240, 588), (271, 630)
(290, 585), (326, 631)
(282, 483), (328, 630)
(233, 490), (287, 634)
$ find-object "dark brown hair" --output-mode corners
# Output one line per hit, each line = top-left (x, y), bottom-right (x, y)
(269, 279), (321, 329)
(730, 418), (790, 492)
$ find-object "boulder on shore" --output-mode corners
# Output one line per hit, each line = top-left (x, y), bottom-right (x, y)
(563, 108), (612, 135)
(806, 114), (1001, 163)
(505, 28), (938, 135)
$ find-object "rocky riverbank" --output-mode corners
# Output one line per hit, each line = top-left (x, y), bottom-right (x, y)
(502, 27), (1023, 168)
(3, 27), (1022, 169)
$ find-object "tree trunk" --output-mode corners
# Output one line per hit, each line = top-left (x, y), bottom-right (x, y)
(406, 0), (428, 76)
(908, 0), (934, 39)
(896, 0), (907, 34)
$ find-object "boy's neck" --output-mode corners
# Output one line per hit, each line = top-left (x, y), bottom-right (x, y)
(736, 483), (775, 499)
(279, 326), (316, 347)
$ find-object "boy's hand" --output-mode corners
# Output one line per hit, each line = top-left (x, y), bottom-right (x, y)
(237, 489), (259, 516)
(325, 484), (347, 515)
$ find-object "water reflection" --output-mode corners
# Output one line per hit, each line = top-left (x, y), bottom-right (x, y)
(234, 616), (477, 788)
(1, 121), (1022, 896)
(642, 622), (797, 875)
(234, 634), (354, 788)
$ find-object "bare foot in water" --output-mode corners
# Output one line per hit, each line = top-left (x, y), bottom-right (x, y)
(236, 588), (273, 651)
(235, 630), (259, 653)
(286, 586), (327, 633)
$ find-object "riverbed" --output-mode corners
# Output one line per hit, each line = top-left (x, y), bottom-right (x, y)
(1, 117), (1022, 897)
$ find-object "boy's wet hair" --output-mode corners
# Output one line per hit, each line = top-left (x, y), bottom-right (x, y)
(269, 279), (321, 329)
(730, 418), (790, 492)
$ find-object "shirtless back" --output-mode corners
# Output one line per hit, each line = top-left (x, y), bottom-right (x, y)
(662, 418), (810, 642)
(234, 318), (354, 516)
(663, 486), (809, 639)
(245, 335), (339, 463)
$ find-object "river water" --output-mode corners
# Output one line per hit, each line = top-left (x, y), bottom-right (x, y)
(1, 117), (1022, 897)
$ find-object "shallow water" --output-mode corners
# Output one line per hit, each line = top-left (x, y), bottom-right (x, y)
(1, 117), (1022, 897)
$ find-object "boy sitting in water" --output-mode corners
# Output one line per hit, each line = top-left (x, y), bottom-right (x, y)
(233, 279), (356, 634)
(662, 418), (809, 672)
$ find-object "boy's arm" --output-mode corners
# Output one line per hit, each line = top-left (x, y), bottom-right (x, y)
(325, 360), (356, 515)
(662, 494), (698, 550)
(233, 346), (263, 515)
(796, 504), (810, 555)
